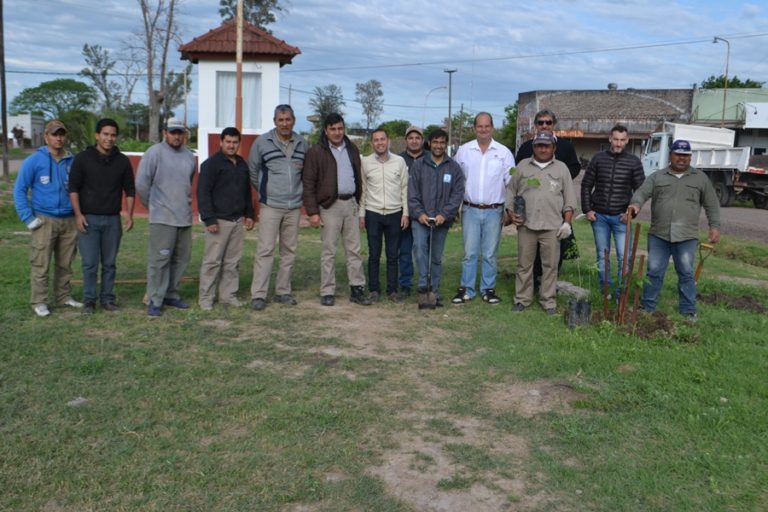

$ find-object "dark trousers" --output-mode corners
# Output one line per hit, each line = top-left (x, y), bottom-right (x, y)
(365, 210), (401, 294)
(398, 224), (414, 291)
(78, 214), (122, 304)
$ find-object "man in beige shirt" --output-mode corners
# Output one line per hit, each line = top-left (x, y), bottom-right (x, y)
(507, 131), (577, 315)
(359, 128), (409, 302)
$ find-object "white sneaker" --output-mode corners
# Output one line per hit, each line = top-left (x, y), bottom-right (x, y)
(33, 304), (51, 317)
(62, 298), (84, 308)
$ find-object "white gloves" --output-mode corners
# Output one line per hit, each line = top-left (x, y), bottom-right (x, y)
(556, 222), (572, 240)
(27, 217), (43, 231)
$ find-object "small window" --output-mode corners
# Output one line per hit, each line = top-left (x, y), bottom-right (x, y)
(216, 71), (262, 129)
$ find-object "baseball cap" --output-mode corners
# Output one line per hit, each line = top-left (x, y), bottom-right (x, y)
(532, 131), (556, 145)
(670, 139), (692, 155)
(165, 118), (187, 133)
(405, 125), (423, 137)
(44, 120), (67, 134)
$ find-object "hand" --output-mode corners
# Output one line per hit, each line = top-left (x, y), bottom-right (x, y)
(124, 216), (134, 232)
(435, 214), (446, 226)
(418, 213), (429, 226)
(708, 227), (720, 244)
(244, 218), (255, 230)
(75, 214), (88, 233)
(619, 213), (628, 224)
(309, 214), (322, 228)
(511, 213), (523, 227)
(586, 210), (596, 222)
(207, 224), (219, 234)
(400, 216), (409, 229)
(359, 218), (366, 231)
(556, 222), (572, 240)
(627, 205), (639, 218)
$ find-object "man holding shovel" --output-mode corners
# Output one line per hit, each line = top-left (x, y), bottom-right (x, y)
(627, 139), (720, 322)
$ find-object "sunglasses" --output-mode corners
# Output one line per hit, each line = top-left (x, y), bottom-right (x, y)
(536, 120), (554, 126)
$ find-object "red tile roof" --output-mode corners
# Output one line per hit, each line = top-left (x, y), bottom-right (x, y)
(179, 20), (300, 66)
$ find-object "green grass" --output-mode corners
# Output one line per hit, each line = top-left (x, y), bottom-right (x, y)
(1, 197), (766, 511)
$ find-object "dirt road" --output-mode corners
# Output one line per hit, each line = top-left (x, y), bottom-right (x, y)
(635, 204), (768, 244)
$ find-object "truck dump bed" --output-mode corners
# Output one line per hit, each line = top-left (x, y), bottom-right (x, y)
(663, 122), (734, 149)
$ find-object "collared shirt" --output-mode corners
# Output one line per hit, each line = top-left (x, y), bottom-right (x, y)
(630, 166), (720, 242)
(506, 157), (577, 230)
(329, 141), (355, 195)
(360, 151), (408, 217)
(455, 138), (515, 205)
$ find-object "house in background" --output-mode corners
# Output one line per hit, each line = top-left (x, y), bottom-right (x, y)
(692, 88), (768, 155)
(1, 113), (45, 148)
(179, 20), (300, 160)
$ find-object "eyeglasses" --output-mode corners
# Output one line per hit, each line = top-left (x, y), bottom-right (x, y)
(536, 120), (553, 126)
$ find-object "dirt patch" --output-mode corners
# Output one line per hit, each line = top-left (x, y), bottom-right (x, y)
(486, 380), (586, 418)
(622, 311), (676, 340)
(200, 319), (233, 330)
(713, 275), (768, 289)
(699, 292), (767, 313)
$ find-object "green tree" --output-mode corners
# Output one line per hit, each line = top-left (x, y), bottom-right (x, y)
(59, 109), (97, 153)
(10, 79), (97, 119)
(161, 64), (193, 125)
(497, 102), (518, 150)
(309, 84), (345, 128)
(355, 79), (384, 135)
(700, 74), (764, 88)
(218, 0), (283, 31)
(80, 44), (123, 111)
(378, 119), (410, 138)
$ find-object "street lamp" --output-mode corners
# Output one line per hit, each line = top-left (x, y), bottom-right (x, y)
(444, 68), (457, 154)
(713, 36), (730, 128)
(422, 86), (447, 129)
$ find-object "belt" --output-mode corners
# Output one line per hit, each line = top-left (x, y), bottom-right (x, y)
(338, 193), (354, 200)
(463, 200), (503, 209)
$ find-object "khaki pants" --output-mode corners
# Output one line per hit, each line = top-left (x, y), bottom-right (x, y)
(29, 215), (78, 306)
(515, 226), (559, 310)
(250, 204), (300, 299)
(319, 198), (366, 296)
(146, 224), (192, 308)
(199, 219), (244, 306)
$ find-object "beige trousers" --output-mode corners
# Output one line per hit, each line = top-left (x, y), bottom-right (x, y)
(515, 226), (559, 310)
(250, 204), (300, 299)
(198, 219), (244, 306)
(319, 198), (366, 296)
(29, 215), (78, 306)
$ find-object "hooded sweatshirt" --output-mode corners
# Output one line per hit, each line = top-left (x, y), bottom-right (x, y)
(14, 145), (74, 224)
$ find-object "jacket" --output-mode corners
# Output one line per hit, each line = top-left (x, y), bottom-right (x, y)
(14, 145), (74, 223)
(359, 152), (408, 217)
(68, 145), (135, 215)
(407, 154), (465, 226)
(630, 166), (720, 242)
(302, 133), (362, 216)
(581, 150), (645, 215)
(197, 151), (255, 226)
(248, 128), (306, 210)
(135, 140), (196, 227)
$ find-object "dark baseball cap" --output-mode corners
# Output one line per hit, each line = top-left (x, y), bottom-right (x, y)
(670, 139), (692, 155)
(532, 131), (556, 145)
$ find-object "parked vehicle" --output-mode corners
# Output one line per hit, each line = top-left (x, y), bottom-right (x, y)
(642, 122), (768, 208)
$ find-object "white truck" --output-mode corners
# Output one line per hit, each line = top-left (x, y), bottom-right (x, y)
(642, 122), (768, 208)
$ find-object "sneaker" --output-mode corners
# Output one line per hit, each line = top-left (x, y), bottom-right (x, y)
(251, 298), (267, 311)
(349, 286), (372, 306)
(101, 302), (119, 312)
(273, 294), (298, 305)
(83, 302), (96, 315)
(369, 291), (380, 303)
(451, 287), (471, 305)
(320, 295), (335, 306)
(147, 304), (163, 317)
(512, 303), (525, 313)
(33, 304), (51, 317)
(163, 298), (189, 309)
(545, 308), (557, 316)
(684, 313), (698, 323)
(62, 298), (83, 308)
(482, 289), (501, 304)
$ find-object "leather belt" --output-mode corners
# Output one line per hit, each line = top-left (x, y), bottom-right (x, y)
(338, 193), (354, 200)
(463, 200), (503, 209)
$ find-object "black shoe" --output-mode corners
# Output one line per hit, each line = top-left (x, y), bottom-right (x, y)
(545, 307), (557, 316)
(320, 295), (335, 306)
(451, 287), (470, 304)
(251, 298), (267, 311)
(369, 291), (380, 303)
(482, 289), (501, 304)
(388, 291), (405, 303)
(82, 302), (96, 315)
(350, 286), (372, 306)
(512, 303), (525, 313)
(400, 287), (411, 297)
(163, 298), (190, 309)
(101, 302), (119, 312)
(273, 294), (298, 305)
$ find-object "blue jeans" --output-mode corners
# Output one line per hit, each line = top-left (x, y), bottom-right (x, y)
(591, 213), (631, 294)
(398, 225), (414, 291)
(365, 210), (401, 294)
(642, 235), (698, 315)
(78, 214), (122, 304)
(459, 204), (503, 297)
(412, 221), (448, 293)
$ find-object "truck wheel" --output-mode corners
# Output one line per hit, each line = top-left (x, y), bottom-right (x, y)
(754, 195), (768, 210)
(714, 180), (734, 207)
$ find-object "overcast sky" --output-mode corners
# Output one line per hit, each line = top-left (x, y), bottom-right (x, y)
(5, 0), (768, 133)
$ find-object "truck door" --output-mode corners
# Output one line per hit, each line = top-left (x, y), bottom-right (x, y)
(642, 135), (664, 176)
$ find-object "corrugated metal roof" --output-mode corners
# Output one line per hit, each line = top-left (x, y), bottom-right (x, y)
(179, 20), (300, 66)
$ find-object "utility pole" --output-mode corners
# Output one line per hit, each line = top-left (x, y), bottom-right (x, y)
(288, 83), (292, 105)
(235, 0), (243, 134)
(713, 36), (730, 128)
(458, 103), (464, 145)
(444, 68), (457, 155)
(1, 0), (9, 182)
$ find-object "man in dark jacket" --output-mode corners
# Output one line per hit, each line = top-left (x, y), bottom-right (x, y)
(69, 118), (136, 314)
(197, 127), (255, 310)
(303, 113), (371, 306)
(408, 129), (465, 307)
(581, 124), (645, 296)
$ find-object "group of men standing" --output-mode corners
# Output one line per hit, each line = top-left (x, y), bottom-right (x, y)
(13, 104), (720, 320)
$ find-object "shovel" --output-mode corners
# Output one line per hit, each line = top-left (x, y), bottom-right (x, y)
(418, 218), (438, 310)
(694, 243), (714, 284)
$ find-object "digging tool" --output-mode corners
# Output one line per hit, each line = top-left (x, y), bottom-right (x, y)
(694, 243), (715, 284)
(603, 249), (610, 320)
(630, 255), (645, 327)
(618, 223), (642, 324)
(418, 218), (438, 310)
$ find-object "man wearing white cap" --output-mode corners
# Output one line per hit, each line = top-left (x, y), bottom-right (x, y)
(628, 139), (720, 321)
(13, 120), (83, 316)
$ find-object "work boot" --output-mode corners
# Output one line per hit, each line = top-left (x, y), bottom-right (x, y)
(349, 286), (372, 306)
